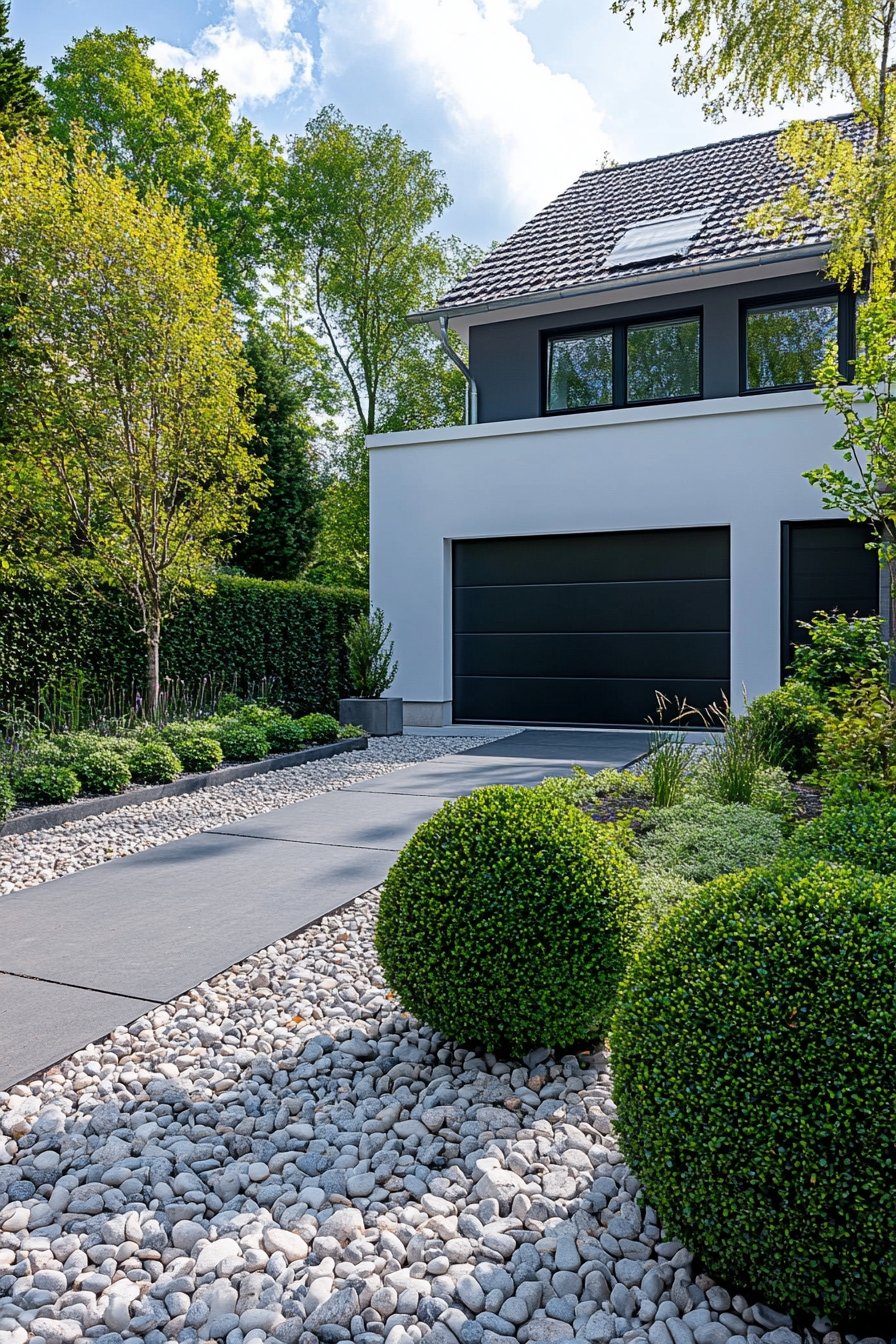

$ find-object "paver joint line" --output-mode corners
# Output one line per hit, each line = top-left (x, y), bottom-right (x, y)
(216, 831), (401, 853)
(0, 966), (165, 1005)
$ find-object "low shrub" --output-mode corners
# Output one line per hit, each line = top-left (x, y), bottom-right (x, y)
(296, 712), (340, 745)
(0, 772), (15, 820)
(634, 800), (783, 883)
(236, 702), (285, 728)
(537, 766), (650, 809)
(780, 785), (896, 875)
(128, 740), (182, 785)
(215, 691), (242, 716)
(73, 748), (132, 795)
(24, 738), (65, 767)
(266, 717), (310, 753)
(686, 757), (795, 820)
(612, 860), (896, 1318)
(789, 610), (891, 699)
(160, 723), (224, 773)
(338, 722), (366, 740)
(745, 679), (826, 776)
(14, 763), (81, 805)
(817, 683), (896, 789)
(216, 719), (269, 762)
(375, 785), (638, 1053)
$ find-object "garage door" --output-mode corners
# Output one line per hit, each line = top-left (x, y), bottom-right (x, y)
(783, 521), (879, 675)
(453, 527), (730, 727)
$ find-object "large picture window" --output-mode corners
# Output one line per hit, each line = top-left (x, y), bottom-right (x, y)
(547, 330), (613, 411)
(545, 310), (701, 414)
(744, 296), (839, 390)
(627, 315), (701, 403)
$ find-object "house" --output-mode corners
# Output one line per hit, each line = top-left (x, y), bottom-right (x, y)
(368, 115), (883, 729)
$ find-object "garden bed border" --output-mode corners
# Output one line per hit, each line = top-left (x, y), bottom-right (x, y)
(0, 736), (368, 838)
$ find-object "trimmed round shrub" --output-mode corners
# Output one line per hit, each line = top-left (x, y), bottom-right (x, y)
(177, 733), (223, 773)
(266, 717), (309, 753)
(25, 738), (65, 766)
(0, 771), (15, 820)
(14, 763), (81, 805)
(634, 800), (783, 883)
(745, 679), (827, 776)
(73, 748), (132, 795)
(128, 740), (182, 785)
(612, 861), (896, 1318)
(237, 702), (285, 728)
(375, 785), (638, 1053)
(780, 786), (896, 875)
(296, 713), (340, 745)
(216, 719), (269, 762)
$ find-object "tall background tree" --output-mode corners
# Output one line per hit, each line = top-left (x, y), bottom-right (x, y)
(0, 132), (264, 709)
(231, 327), (324, 581)
(279, 108), (481, 586)
(44, 27), (282, 310)
(0, 0), (44, 139)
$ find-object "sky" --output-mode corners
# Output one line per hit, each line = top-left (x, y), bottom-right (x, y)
(11, 0), (850, 248)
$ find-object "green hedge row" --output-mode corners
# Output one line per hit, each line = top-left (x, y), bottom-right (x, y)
(0, 573), (367, 716)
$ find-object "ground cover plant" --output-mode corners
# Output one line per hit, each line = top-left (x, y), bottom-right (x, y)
(376, 784), (639, 1053)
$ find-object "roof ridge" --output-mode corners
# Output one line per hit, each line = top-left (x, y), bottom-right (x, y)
(576, 109), (856, 181)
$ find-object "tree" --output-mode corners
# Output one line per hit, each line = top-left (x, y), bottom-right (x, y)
(0, 132), (264, 709)
(44, 28), (282, 310)
(0, 1), (44, 139)
(280, 106), (454, 435)
(231, 327), (324, 581)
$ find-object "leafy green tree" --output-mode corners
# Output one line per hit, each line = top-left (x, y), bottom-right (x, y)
(44, 28), (282, 309)
(0, 132), (264, 709)
(231, 327), (324, 581)
(0, 0), (44, 138)
(280, 106), (455, 435)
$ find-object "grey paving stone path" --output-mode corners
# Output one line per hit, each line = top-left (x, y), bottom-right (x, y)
(0, 729), (649, 1088)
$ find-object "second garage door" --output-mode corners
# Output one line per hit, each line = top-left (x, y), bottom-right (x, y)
(453, 526), (730, 727)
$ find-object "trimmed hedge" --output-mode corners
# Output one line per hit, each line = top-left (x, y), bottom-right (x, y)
(0, 573), (366, 716)
(612, 860), (896, 1318)
(375, 785), (638, 1053)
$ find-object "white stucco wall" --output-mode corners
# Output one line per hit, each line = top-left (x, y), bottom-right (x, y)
(368, 390), (853, 725)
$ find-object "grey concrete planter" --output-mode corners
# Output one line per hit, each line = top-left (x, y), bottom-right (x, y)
(0, 736), (367, 838)
(339, 697), (403, 736)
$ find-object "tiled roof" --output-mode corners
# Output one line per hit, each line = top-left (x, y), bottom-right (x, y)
(438, 114), (866, 311)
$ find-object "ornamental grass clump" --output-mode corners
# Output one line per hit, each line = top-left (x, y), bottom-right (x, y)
(612, 860), (896, 1319)
(375, 785), (638, 1053)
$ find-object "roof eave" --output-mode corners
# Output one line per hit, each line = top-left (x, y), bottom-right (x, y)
(408, 243), (828, 327)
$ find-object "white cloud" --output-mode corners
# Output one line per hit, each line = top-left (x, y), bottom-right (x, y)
(317, 0), (614, 226)
(153, 0), (313, 105)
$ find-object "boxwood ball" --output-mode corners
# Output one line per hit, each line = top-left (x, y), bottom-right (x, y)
(375, 784), (638, 1054)
(611, 860), (896, 1319)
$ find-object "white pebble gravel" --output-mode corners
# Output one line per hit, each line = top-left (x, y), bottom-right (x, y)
(0, 889), (829, 1344)
(0, 736), (497, 897)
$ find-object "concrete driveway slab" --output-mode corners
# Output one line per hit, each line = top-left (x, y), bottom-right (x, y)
(0, 973), (156, 1086)
(211, 789), (441, 850)
(0, 832), (390, 1004)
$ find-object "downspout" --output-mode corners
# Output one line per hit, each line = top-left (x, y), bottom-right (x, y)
(438, 315), (478, 425)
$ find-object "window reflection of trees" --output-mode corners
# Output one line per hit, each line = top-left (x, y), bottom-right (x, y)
(746, 301), (838, 389)
(548, 331), (613, 410)
(627, 317), (700, 402)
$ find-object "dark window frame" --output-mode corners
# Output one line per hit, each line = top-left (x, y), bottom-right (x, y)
(542, 306), (704, 417)
(739, 287), (855, 396)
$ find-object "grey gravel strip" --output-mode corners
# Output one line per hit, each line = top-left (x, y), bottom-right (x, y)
(0, 887), (804, 1344)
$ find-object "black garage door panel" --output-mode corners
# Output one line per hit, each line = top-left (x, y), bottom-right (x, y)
(784, 521), (879, 672)
(454, 527), (730, 727)
(455, 529), (729, 587)
(455, 631), (730, 680)
(454, 579), (730, 635)
(454, 677), (727, 728)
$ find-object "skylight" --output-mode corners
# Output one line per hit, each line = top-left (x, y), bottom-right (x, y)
(606, 210), (710, 268)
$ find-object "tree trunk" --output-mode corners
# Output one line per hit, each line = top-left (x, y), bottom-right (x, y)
(146, 607), (161, 715)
